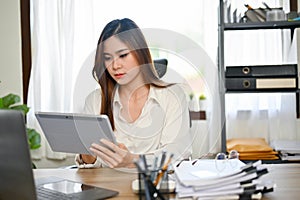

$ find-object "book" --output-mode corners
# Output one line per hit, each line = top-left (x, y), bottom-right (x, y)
(225, 77), (297, 90)
(225, 64), (297, 78)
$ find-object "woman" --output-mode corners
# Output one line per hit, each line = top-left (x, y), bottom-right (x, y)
(76, 18), (192, 168)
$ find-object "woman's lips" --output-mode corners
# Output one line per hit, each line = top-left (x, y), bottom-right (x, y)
(114, 73), (125, 79)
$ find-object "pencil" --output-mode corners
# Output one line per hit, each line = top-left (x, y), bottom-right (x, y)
(153, 153), (174, 186)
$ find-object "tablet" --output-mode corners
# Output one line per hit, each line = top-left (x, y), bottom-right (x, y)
(36, 176), (119, 199)
(35, 112), (116, 154)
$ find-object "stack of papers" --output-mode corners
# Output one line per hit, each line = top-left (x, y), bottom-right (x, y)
(271, 140), (300, 161)
(174, 159), (274, 199)
(227, 138), (279, 160)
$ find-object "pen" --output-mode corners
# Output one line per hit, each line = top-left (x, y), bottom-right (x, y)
(134, 158), (152, 200)
(141, 154), (148, 173)
(159, 150), (167, 169)
(152, 156), (158, 168)
(150, 157), (158, 181)
(153, 153), (174, 187)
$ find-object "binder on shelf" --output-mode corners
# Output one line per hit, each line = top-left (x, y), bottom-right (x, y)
(225, 64), (297, 78)
(226, 77), (297, 90)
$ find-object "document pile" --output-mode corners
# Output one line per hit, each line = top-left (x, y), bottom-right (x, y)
(271, 140), (300, 161)
(174, 159), (274, 199)
(227, 138), (279, 160)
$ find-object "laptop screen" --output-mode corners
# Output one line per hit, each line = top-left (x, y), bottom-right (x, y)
(0, 110), (37, 199)
(0, 110), (119, 200)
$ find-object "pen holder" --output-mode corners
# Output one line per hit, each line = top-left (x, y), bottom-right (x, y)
(137, 169), (169, 200)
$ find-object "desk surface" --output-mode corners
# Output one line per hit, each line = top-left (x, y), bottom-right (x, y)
(34, 164), (300, 200)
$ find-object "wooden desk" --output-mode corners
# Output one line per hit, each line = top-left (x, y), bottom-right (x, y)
(34, 168), (138, 199)
(34, 164), (300, 199)
(260, 164), (300, 200)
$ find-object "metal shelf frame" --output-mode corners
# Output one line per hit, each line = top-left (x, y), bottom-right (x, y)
(218, 0), (300, 152)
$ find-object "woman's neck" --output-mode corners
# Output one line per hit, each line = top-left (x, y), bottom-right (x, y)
(118, 83), (150, 123)
(119, 84), (150, 101)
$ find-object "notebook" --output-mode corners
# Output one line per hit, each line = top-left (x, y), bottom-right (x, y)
(0, 109), (118, 200)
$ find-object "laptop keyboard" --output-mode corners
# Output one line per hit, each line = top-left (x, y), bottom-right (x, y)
(36, 187), (80, 200)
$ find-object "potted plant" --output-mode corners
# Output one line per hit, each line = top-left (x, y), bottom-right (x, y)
(0, 93), (41, 167)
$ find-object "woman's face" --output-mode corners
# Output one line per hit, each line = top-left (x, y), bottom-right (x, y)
(103, 36), (141, 85)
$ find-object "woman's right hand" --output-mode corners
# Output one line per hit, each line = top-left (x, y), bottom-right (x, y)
(90, 139), (138, 168)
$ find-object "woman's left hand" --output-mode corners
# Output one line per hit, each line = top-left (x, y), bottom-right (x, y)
(90, 139), (138, 168)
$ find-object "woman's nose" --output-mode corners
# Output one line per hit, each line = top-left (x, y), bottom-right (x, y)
(112, 58), (122, 70)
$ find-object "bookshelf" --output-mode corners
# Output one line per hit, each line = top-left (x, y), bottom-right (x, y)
(218, 0), (300, 153)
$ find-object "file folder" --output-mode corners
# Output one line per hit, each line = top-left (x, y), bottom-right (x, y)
(226, 77), (297, 90)
(225, 64), (297, 78)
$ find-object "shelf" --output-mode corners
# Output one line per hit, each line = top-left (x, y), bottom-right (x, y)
(189, 111), (206, 120)
(225, 89), (300, 93)
(224, 20), (300, 31)
(242, 159), (300, 164)
(218, 0), (300, 152)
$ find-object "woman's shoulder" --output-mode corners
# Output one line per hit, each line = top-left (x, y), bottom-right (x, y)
(86, 88), (101, 97)
(152, 83), (188, 103)
(85, 88), (101, 100)
(154, 83), (187, 95)
(83, 88), (102, 114)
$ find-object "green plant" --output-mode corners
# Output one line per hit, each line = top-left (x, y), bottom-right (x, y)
(0, 93), (41, 150)
(199, 93), (206, 100)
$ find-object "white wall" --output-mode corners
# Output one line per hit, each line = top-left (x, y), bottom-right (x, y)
(0, 0), (23, 99)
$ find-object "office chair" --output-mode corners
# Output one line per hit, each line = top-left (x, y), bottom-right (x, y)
(153, 58), (168, 78)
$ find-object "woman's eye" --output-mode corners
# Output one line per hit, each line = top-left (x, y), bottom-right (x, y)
(104, 56), (111, 61)
(119, 53), (129, 58)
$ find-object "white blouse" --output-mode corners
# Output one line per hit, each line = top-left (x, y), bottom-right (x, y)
(76, 84), (192, 168)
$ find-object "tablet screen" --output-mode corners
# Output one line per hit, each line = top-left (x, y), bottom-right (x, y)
(35, 112), (117, 154)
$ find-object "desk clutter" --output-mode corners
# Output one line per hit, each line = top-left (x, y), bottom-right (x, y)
(223, 1), (299, 23)
(133, 152), (174, 200)
(227, 138), (279, 161)
(174, 159), (275, 199)
(271, 140), (300, 161)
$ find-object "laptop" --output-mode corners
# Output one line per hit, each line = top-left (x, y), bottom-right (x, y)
(0, 109), (118, 200)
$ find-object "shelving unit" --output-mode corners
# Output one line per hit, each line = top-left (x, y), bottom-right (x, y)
(218, 0), (300, 152)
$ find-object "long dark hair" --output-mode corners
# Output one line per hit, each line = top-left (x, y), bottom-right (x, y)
(92, 18), (165, 129)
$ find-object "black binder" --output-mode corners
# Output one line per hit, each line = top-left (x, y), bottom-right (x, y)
(225, 64), (297, 78)
(226, 77), (297, 90)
